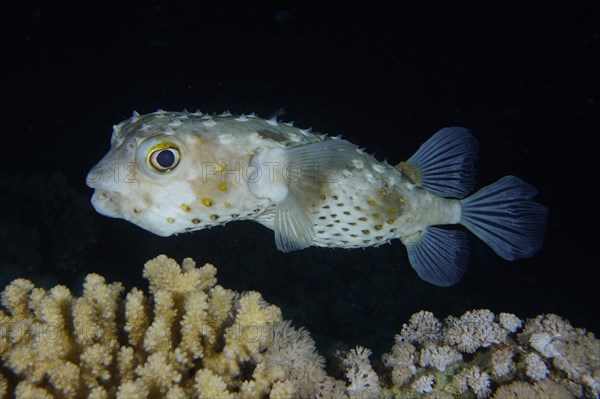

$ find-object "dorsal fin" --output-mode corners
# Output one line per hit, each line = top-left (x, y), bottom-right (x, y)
(267, 107), (286, 121)
(397, 127), (479, 198)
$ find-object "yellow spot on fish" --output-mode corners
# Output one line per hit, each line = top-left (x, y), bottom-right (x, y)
(218, 182), (228, 191)
(374, 225), (382, 230)
(166, 217), (175, 224)
(398, 161), (422, 184)
(192, 218), (200, 224)
(388, 206), (397, 213)
(225, 202), (232, 209)
(133, 208), (141, 214)
(202, 197), (213, 207)
(373, 212), (380, 218)
(210, 214), (219, 221)
(181, 204), (191, 212)
(387, 219), (395, 225)
(398, 195), (405, 203)
(368, 199), (377, 206)
(217, 162), (226, 172)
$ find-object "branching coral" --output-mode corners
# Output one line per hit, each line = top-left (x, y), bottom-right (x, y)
(0, 256), (348, 398)
(0, 255), (378, 399)
(1, 256), (598, 399)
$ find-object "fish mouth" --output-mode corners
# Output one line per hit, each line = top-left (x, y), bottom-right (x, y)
(90, 190), (123, 218)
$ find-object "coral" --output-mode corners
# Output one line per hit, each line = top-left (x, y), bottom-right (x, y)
(443, 309), (507, 353)
(399, 311), (442, 345)
(381, 339), (418, 386)
(525, 352), (549, 382)
(419, 342), (462, 372)
(0, 255), (356, 398)
(497, 313), (523, 333)
(411, 374), (434, 394)
(262, 320), (350, 399)
(1, 256), (599, 399)
(520, 313), (600, 397)
(454, 366), (492, 399)
(491, 379), (573, 399)
(340, 346), (381, 399)
(379, 309), (599, 399)
(490, 346), (513, 377)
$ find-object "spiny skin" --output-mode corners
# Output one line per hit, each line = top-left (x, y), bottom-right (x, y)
(311, 163), (459, 248)
(86, 110), (460, 249)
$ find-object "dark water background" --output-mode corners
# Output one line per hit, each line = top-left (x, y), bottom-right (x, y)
(1, 2), (598, 357)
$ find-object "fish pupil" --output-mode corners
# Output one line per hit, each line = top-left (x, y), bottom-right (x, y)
(157, 149), (175, 168)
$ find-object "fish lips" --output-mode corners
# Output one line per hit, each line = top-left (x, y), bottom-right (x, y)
(90, 189), (123, 218)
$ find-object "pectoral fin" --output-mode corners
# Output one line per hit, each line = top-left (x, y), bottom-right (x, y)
(270, 139), (359, 252)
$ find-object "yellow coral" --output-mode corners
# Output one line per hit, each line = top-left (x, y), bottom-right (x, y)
(124, 287), (149, 349)
(270, 380), (297, 399)
(194, 368), (234, 399)
(0, 255), (340, 398)
(223, 291), (282, 363)
(143, 255), (216, 294)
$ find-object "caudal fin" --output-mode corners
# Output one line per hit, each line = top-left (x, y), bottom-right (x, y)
(460, 175), (548, 260)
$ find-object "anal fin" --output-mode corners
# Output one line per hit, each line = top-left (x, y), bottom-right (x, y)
(405, 227), (469, 286)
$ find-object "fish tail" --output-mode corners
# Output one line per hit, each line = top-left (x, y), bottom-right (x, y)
(401, 127), (547, 287)
(459, 175), (548, 260)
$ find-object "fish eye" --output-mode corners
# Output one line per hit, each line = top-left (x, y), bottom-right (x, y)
(147, 143), (181, 172)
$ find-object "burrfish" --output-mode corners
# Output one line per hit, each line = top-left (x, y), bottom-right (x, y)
(86, 110), (548, 286)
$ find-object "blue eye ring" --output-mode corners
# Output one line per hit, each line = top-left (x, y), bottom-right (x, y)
(147, 143), (181, 172)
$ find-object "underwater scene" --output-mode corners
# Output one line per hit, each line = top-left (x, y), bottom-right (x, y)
(1, 2), (598, 398)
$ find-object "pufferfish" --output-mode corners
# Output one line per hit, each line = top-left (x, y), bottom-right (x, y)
(86, 110), (548, 286)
